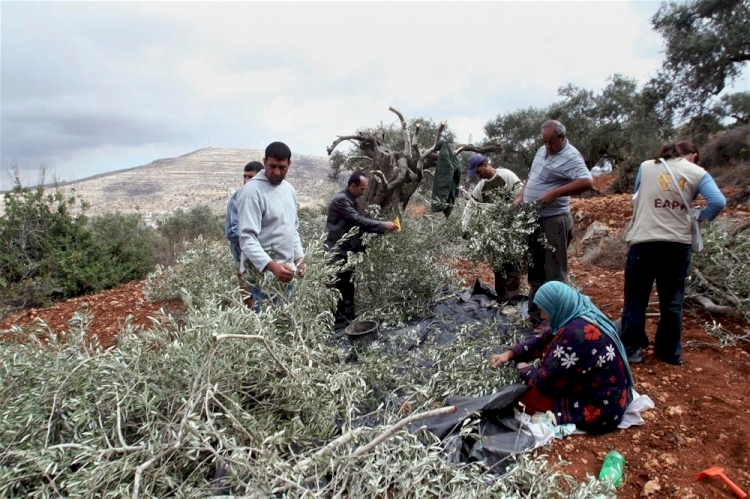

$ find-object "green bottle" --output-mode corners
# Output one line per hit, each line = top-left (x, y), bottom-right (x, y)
(599, 450), (625, 487)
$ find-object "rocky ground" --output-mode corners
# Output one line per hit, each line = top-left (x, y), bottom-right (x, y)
(2, 174), (749, 498)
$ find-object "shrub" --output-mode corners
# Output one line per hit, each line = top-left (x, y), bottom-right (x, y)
(87, 212), (159, 286)
(157, 204), (224, 264)
(0, 179), (161, 310)
(0, 180), (89, 303)
(701, 124), (750, 170)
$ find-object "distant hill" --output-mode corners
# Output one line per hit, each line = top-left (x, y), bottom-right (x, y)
(49, 148), (337, 221)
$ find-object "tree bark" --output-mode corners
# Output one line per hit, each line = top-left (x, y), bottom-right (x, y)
(327, 108), (503, 218)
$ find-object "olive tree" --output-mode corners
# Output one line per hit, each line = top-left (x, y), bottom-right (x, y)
(652, 0), (750, 116)
(327, 107), (501, 217)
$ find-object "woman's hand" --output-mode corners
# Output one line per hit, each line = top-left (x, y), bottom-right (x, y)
(490, 350), (514, 368)
(516, 362), (530, 370)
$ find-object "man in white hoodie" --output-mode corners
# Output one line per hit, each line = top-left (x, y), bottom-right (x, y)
(237, 141), (305, 307)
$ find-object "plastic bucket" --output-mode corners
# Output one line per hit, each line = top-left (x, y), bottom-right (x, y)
(345, 320), (379, 346)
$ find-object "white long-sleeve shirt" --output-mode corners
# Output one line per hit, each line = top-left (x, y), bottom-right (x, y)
(461, 169), (522, 232)
(236, 171), (304, 273)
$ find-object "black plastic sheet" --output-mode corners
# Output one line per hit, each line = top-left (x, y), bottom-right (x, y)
(334, 280), (536, 471)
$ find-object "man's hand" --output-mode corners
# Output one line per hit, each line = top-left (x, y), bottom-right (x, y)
(489, 350), (514, 368)
(513, 181), (528, 208)
(384, 221), (397, 232)
(295, 258), (307, 278)
(539, 190), (558, 205)
(266, 261), (295, 283)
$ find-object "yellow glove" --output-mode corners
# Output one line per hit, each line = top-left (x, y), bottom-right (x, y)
(394, 217), (402, 233)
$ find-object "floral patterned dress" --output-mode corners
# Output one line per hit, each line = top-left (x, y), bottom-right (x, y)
(511, 317), (630, 433)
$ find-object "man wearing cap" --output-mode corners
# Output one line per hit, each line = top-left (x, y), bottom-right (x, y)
(463, 154), (523, 302)
(512, 120), (593, 326)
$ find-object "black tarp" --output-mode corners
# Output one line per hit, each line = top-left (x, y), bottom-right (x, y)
(335, 280), (537, 471)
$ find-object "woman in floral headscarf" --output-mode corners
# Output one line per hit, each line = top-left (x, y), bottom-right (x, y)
(490, 281), (634, 433)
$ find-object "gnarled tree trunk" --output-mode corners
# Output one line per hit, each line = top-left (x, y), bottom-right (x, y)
(327, 107), (502, 217)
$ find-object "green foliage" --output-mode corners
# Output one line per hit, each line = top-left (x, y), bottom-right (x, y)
(0, 224), (614, 497)
(157, 204), (224, 264)
(145, 236), (238, 308)
(689, 220), (750, 321)
(485, 75), (670, 186)
(86, 212), (159, 286)
(700, 124), (750, 169)
(350, 207), (461, 326)
(484, 107), (548, 177)
(0, 178), (157, 308)
(675, 92), (750, 148)
(652, 0), (750, 116)
(717, 92), (750, 126)
(464, 192), (544, 274)
(0, 180), (87, 304)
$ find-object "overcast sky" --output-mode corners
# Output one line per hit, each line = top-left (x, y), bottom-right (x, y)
(1, 1), (747, 190)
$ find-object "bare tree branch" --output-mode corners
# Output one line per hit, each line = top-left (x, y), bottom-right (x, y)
(413, 123), (422, 142)
(687, 294), (744, 318)
(351, 405), (457, 458)
(339, 156), (373, 174)
(327, 135), (366, 156)
(369, 170), (389, 190)
(389, 158), (411, 192)
(417, 120), (447, 173)
(454, 143), (504, 155)
(692, 268), (747, 314)
(389, 107), (412, 158)
(293, 428), (365, 474)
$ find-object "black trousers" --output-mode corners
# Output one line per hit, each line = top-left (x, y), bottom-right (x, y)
(494, 263), (521, 302)
(527, 213), (574, 324)
(620, 241), (691, 364)
(334, 269), (355, 328)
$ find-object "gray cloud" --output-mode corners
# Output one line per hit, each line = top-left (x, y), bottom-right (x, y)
(2, 1), (668, 189)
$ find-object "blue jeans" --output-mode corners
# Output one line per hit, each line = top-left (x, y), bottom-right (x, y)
(620, 241), (691, 363)
(246, 283), (295, 313)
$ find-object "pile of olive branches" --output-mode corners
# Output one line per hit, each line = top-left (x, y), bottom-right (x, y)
(350, 206), (462, 327)
(0, 216), (614, 497)
(463, 191), (544, 275)
(688, 220), (750, 322)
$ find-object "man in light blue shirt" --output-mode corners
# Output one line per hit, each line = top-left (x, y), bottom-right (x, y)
(225, 161), (263, 268)
(513, 120), (593, 326)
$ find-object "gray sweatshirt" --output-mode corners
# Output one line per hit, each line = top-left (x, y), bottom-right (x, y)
(236, 170), (304, 273)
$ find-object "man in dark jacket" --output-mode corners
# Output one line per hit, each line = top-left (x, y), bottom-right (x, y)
(326, 171), (396, 328)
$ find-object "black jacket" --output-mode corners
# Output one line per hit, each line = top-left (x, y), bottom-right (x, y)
(325, 189), (387, 257)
